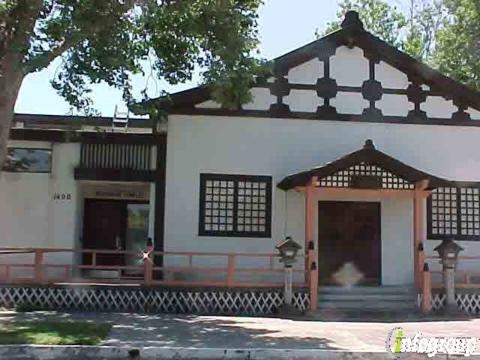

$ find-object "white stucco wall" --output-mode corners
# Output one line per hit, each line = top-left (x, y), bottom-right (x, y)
(165, 114), (480, 285)
(0, 141), (81, 277)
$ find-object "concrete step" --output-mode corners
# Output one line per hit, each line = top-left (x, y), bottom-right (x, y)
(318, 299), (416, 310)
(319, 286), (415, 295)
(319, 292), (414, 301)
(317, 286), (418, 312)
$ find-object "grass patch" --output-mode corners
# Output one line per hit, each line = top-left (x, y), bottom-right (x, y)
(0, 321), (111, 345)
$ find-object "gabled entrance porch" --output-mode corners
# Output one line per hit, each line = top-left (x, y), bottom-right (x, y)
(278, 139), (449, 311)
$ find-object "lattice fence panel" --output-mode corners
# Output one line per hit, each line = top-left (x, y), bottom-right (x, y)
(318, 162), (414, 189)
(0, 286), (309, 315)
(417, 292), (480, 315)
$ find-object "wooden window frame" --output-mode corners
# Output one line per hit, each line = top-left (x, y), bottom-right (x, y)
(198, 173), (272, 238)
(427, 187), (480, 241)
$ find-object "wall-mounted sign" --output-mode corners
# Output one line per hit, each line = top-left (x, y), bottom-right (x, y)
(53, 193), (72, 200)
(94, 190), (147, 200)
(83, 183), (149, 201)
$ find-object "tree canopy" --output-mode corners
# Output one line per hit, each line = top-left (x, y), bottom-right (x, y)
(0, 1), (262, 113)
(0, 0), (262, 166)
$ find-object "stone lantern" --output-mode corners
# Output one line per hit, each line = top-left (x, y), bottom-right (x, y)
(276, 236), (302, 268)
(434, 239), (464, 314)
(276, 237), (302, 314)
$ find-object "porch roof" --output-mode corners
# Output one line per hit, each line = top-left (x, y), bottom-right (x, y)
(277, 139), (451, 191)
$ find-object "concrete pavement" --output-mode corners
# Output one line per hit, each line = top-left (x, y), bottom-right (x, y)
(1, 311), (479, 358)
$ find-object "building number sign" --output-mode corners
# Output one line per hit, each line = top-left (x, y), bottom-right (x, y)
(53, 193), (72, 201)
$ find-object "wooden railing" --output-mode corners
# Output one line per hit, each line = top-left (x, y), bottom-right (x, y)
(0, 247), (306, 289)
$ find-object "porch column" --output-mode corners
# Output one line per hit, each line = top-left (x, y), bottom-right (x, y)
(305, 178), (316, 277)
(305, 178), (318, 310)
(414, 180), (428, 288)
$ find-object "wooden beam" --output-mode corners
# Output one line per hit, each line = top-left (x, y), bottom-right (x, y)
(413, 180), (427, 288)
(305, 178), (316, 278)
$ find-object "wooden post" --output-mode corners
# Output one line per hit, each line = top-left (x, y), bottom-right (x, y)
(309, 261), (318, 311)
(306, 242), (314, 284)
(417, 242), (425, 288)
(414, 180), (428, 289)
(144, 255), (153, 286)
(34, 250), (44, 283)
(305, 178), (316, 281)
(92, 251), (97, 267)
(227, 255), (236, 287)
(421, 263), (432, 314)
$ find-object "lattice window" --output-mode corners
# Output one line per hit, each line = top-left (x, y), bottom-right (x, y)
(199, 174), (272, 237)
(317, 162), (414, 189)
(428, 187), (480, 240)
(429, 187), (458, 237)
(459, 188), (480, 237)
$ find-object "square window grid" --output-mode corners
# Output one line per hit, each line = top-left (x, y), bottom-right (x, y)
(237, 180), (268, 234)
(459, 187), (480, 237)
(199, 174), (272, 237)
(430, 187), (458, 236)
(203, 179), (235, 233)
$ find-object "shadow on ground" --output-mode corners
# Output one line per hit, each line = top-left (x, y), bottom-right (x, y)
(0, 311), (339, 349)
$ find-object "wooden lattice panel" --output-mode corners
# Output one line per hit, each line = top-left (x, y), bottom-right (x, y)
(459, 188), (480, 237)
(237, 180), (269, 234)
(0, 286), (309, 315)
(202, 178), (235, 233)
(199, 174), (272, 237)
(428, 187), (480, 240)
(429, 187), (458, 237)
(318, 163), (414, 189)
(418, 292), (480, 315)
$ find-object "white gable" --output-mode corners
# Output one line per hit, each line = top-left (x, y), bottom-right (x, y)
(189, 42), (480, 124)
(287, 58), (323, 84)
(330, 46), (369, 87)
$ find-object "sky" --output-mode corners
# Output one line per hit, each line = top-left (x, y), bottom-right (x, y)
(14, 0), (410, 117)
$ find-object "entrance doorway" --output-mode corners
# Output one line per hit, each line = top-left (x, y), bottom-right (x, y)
(317, 201), (381, 285)
(82, 199), (150, 275)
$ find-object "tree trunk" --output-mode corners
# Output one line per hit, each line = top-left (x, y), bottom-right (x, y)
(0, 58), (24, 168)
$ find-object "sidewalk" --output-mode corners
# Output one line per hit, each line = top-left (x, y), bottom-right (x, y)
(1, 311), (479, 358)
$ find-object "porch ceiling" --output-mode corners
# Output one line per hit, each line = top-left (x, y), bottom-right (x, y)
(277, 139), (451, 191)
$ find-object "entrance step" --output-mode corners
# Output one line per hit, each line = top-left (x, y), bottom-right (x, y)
(317, 286), (418, 313)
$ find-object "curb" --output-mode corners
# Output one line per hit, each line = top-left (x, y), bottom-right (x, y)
(1, 346), (480, 360)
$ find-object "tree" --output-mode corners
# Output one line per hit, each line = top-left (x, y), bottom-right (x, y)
(0, 0), (262, 166)
(322, 0), (444, 61)
(433, 0), (480, 89)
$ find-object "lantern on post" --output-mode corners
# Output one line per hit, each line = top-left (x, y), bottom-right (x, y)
(276, 236), (302, 268)
(434, 239), (464, 314)
(276, 236), (302, 314)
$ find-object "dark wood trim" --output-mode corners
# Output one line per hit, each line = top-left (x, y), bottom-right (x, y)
(74, 168), (155, 182)
(154, 133), (167, 276)
(14, 113), (152, 128)
(167, 107), (480, 128)
(9, 128), (163, 144)
(198, 174), (272, 238)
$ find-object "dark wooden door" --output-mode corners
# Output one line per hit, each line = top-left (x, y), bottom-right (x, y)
(317, 201), (381, 285)
(83, 200), (127, 266)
